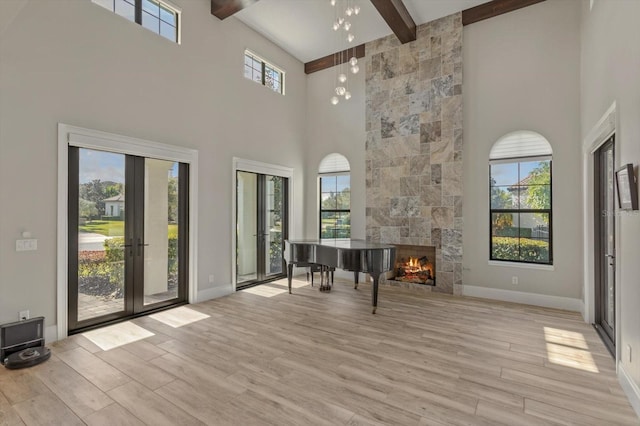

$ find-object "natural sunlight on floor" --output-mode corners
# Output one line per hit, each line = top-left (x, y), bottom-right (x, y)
(149, 306), (210, 328)
(82, 321), (154, 351)
(241, 285), (289, 298)
(544, 326), (599, 373)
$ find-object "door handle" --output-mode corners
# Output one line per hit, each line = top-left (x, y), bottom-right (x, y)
(137, 238), (149, 256)
(123, 238), (134, 256)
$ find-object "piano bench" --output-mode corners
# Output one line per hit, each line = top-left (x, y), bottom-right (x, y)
(306, 264), (335, 287)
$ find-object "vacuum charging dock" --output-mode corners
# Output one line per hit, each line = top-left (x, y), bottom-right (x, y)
(1, 317), (51, 369)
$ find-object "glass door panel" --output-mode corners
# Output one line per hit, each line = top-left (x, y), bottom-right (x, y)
(143, 159), (180, 306)
(266, 175), (285, 276)
(72, 148), (128, 326)
(595, 136), (615, 354)
(237, 171), (258, 284)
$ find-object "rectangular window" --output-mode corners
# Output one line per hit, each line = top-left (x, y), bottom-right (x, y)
(319, 174), (350, 239)
(92, 0), (180, 43)
(244, 51), (285, 95)
(490, 158), (552, 264)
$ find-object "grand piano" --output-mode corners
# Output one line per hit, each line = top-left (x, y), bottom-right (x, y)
(283, 239), (396, 313)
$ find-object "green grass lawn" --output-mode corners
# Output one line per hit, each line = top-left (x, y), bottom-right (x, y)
(80, 220), (178, 237)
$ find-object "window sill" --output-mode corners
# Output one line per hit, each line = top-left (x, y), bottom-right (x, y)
(488, 260), (555, 271)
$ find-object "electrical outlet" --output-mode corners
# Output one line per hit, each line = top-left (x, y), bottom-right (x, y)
(19, 310), (29, 321)
(628, 344), (632, 363)
(512, 276), (518, 285)
(209, 274), (215, 283)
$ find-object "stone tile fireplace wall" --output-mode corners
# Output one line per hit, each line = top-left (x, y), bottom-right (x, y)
(365, 13), (463, 294)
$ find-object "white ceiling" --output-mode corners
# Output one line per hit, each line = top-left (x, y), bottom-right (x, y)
(235, 0), (492, 63)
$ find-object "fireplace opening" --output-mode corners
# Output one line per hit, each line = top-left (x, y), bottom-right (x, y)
(391, 244), (436, 286)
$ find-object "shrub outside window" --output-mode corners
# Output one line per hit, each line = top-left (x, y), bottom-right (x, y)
(244, 51), (285, 95)
(489, 131), (553, 265)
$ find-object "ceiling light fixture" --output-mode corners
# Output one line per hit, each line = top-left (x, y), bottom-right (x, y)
(330, 0), (360, 105)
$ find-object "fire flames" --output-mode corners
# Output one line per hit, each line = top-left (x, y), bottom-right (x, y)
(394, 256), (434, 284)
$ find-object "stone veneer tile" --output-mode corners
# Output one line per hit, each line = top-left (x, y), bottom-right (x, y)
(431, 207), (454, 229)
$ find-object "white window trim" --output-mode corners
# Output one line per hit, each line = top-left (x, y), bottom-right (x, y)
(57, 123), (198, 340)
(231, 157), (294, 291)
(488, 260), (555, 271)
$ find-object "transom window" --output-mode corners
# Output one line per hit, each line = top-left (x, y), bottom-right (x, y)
(244, 51), (285, 95)
(319, 154), (350, 240)
(92, 0), (180, 43)
(489, 131), (553, 265)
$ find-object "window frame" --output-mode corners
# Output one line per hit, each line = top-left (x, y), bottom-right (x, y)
(92, 0), (181, 44)
(244, 50), (285, 95)
(319, 172), (351, 240)
(489, 155), (553, 265)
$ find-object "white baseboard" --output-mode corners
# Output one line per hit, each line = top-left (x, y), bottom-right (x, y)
(45, 325), (59, 343)
(461, 285), (583, 312)
(197, 285), (233, 303)
(619, 364), (640, 419)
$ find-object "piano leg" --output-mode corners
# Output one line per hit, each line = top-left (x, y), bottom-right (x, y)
(354, 271), (359, 289)
(287, 263), (294, 294)
(371, 272), (380, 314)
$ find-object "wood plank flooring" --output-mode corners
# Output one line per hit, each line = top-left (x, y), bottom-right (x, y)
(1, 277), (638, 425)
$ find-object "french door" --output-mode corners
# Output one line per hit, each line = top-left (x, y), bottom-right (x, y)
(594, 135), (615, 355)
(236, 171), (288, 288)
(68, 147), (188, 333)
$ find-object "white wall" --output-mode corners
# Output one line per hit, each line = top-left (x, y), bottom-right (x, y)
(305, 66), (366, 240)
(580, 0), (640, 409)
(462, 0), (582, 301)
(0, 0), (307, 329)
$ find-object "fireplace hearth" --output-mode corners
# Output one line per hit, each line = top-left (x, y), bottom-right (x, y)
(391, 244), (436, 286)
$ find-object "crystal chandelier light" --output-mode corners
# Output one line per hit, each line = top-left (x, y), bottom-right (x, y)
(330, 0), (360, 105)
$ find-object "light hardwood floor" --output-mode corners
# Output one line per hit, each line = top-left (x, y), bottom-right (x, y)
(1, 277), (638, 425)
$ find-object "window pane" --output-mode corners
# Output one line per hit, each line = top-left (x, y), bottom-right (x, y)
(337, 189), (350, 210)
(321, 176), (337, 192)
(244, 65), (252, 79)
(490, 186), (513, 209)
(337, 212), (351, 238)
(160, 21), (176, 41)
(115, 0), (135, 22)
(520, 185), (550, 209)
(142, 11), (160, 33)
(93, 0), (114, 11)
(159, 4), (176, 25)
(245, 54), (253, 67)
(491, 211), (519, 261)
(336, 175), (350, 191)
(520, 160), (551, 185)
(321, 192), (338, 210)
(253, 70), (262, 83)
(321, 212), (338, 239)
(490, 163), (518, 187)
(143, 0), (160, 17)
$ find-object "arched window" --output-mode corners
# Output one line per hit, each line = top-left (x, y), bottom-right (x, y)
(489, 131), (553, 264)
(318, 153), (351, 240)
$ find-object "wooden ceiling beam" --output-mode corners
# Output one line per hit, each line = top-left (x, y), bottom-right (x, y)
(305, 44), (366, 75)
(211, 0), (259, 20)
(462, 0), (547, 26)
(369, 0), (416, 44)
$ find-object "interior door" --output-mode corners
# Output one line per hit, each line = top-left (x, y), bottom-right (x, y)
(68, 148), (188, 333)
(594, 135), (615, 355)
(236, 171), (287, 288)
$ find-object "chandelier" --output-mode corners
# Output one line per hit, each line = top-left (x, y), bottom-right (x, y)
(330, 0), (361, 105)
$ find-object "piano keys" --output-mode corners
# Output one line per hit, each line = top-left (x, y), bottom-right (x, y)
(283, 239), (396, 313)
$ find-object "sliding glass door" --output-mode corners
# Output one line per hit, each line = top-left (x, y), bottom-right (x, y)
(236, 171), (287, 288)
(68, 147), (188, 333)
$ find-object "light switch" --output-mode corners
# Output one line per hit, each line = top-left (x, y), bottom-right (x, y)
(16, 239), (38, 251)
